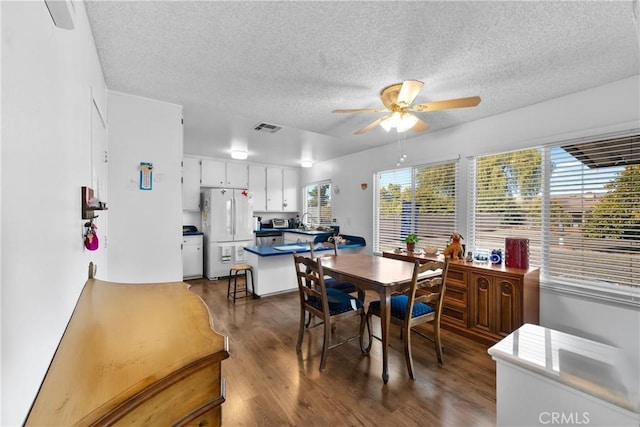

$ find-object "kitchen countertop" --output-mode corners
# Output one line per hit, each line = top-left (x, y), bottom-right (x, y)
(488, 323), (639, 413)
(244, 242), (364, 257)
(254, 228), (333, 235)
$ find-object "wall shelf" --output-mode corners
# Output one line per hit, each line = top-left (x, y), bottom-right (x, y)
(81, 186), (107, 220)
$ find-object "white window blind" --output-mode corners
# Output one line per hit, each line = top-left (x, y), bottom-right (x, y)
(469, 132), (640, 289)
(304, 181), (332, 226)
(468, 149), (543, 267)
(375, 161), (458, 253)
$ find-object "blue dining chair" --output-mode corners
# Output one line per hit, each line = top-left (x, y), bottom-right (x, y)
(365, 259), (450, 379)
(293, 253), (368, 371)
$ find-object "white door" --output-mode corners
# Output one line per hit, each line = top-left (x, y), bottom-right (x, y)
(90, 96), (108, 277)
(233, 190), (254, 241)
(208, 189), (234, 241)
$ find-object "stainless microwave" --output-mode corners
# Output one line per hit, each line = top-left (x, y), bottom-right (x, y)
(272, 219), (288, 228)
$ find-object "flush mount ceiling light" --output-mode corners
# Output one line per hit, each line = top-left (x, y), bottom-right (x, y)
(231, 150), (248, 160)
(301, 160), (313, 168)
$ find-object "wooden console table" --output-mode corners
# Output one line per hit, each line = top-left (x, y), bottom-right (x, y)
(383, 251), (539, 345)
(25, 278), (229, 426)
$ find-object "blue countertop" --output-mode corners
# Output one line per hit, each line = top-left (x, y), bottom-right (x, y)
(254, 228), (332, 235)
(244, 242), (364, 257)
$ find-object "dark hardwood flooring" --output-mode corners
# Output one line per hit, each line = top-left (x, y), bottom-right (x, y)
(187, 277), (496, 426)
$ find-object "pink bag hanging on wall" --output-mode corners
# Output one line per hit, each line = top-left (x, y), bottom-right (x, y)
(85, 224), (99, 251)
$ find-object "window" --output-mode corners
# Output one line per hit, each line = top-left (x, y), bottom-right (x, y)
(375, 161), (458, 253)
(469, 132), (640, 289)
(304, 181), (332, 226)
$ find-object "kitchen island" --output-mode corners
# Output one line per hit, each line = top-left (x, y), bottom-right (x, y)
(244, 235), (366, 296)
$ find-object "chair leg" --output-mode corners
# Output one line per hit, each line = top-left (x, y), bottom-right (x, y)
(434, 322), (444, 364)
(364, 311), (373, 353)
(305, 311), (312, 328)
(227, 271), (232, 299)
(404, 327), (415, 380)
(319, 318), (331, 371)
(296, 308), (306, 352)
(359, 312), (370, 353)
(244, 271), (249, 298)
(232, 272), (238, 303)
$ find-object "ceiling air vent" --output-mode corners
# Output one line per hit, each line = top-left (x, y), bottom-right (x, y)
(254, 122), (282, 134)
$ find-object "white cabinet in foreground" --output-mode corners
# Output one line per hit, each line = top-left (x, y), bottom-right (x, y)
(488, 323), (639, 427)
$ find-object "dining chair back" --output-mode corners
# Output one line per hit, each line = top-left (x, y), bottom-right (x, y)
(308, 242), (357, 294)
(293, 253), (368, 371)
(366, 258), (450, 379)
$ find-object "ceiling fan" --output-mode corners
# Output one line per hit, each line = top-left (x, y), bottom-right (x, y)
(332, 80), (481, 135)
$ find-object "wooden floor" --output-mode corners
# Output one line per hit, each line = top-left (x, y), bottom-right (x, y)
(188, 277), (497, 426)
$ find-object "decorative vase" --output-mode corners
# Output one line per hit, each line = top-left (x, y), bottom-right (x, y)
(406, 243), (416, 252)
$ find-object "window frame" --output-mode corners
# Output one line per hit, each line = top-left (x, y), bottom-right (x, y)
(303, 180), (332, 227)
(468, 130), (640, 305)
(374, 160), (459, 254)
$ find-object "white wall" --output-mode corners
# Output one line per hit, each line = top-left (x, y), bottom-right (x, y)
(300, 75), (640, 365)
(106, 91), (183, 283)
(1, 2), (107, 424)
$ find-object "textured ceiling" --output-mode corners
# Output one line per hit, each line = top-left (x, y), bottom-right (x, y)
(85, 1), (640, 168)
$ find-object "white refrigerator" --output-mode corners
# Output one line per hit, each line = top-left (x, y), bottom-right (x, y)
(201, 188), (254, 279)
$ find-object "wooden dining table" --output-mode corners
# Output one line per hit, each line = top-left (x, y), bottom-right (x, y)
(319, 253), (418, 383)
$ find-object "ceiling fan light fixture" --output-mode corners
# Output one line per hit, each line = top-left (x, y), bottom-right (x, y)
(231, 150), (248, 160)
(396, 113), (418, 132)
(380, 116), (393, 132)
(381, 112), (418, 133)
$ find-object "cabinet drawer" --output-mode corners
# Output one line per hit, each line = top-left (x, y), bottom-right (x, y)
(442, 304), (468, 327)
(112, 361), (222, 425)
(444, 285), (467, 308)
(446, 267), (467, 289)
(176, 406), (222, 427)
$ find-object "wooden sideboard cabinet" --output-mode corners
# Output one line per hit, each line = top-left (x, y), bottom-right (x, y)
(25, 278), (229, 426)
(383, 251), (539, 345)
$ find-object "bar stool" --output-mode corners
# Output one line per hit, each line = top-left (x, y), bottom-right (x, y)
(227, 264), (256, 303)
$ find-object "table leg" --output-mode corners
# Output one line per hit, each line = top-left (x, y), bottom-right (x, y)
(380, 289), (391, 384)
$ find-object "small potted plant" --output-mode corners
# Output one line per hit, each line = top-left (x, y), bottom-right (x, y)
(404, 233), (419, 252)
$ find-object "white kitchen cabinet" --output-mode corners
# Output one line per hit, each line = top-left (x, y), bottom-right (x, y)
(201, 158), (226, 186)
(282, 168), (298, 212)
(202, 159), (248, 188)
(249, 165), (267, 211)
(264, 166), (299, 212)
(266, 167), (284, 211)
(182, 157), (201, 211)
(226, 162), (248, 188)
(182, 234), (203, 279)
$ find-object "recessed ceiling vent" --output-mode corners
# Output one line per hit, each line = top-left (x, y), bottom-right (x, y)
(254, 122), (282, 133)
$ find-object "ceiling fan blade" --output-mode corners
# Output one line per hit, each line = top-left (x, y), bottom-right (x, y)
(355, 117), (386, 135)
(332, 108), (387, 113)
(412, 118), (430, 133)
(412, 96), (481, 112)
(397, 80), (424, 106)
